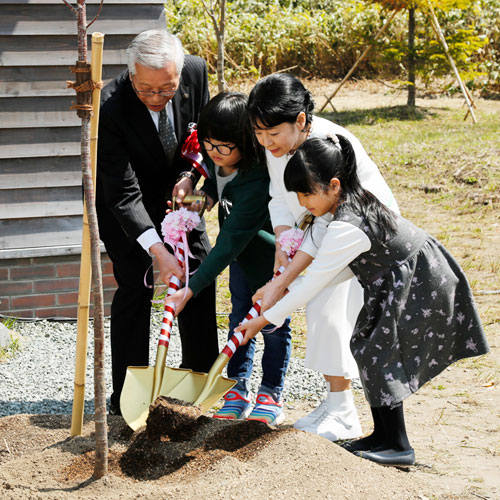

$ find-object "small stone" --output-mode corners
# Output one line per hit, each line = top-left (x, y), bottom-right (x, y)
(0, 323), (11, 348)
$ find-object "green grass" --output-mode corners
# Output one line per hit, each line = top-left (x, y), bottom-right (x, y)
(0, 319), (21, 362)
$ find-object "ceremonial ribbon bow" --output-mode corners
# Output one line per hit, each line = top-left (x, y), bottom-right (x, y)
(180, 123), (210, 179)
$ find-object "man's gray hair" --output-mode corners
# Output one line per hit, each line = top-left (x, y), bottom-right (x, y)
(127, 29), (185, 76)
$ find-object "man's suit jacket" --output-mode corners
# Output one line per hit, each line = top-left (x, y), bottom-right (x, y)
(96, 55), (209, 244)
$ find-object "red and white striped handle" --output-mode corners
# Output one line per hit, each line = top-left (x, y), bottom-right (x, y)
(158, 242), (186, 349)
(221, 262), (287, 359)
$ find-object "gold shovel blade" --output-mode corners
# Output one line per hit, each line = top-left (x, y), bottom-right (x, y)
(158, 369), (236, 413)
(120, 365), (193, 431)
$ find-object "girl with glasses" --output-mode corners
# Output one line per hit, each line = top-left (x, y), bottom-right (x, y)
(168, 92), (292, 426)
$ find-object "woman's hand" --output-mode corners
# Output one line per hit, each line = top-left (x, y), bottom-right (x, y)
(234, 316), (270, 345)
(274, 245), (289, 273)
(252, 279), (287, 312)
(273, 225), (292, 273)
(165, 287), (193, 317)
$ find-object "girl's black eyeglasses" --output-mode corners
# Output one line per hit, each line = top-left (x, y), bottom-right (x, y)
(202, 140), (238, 156)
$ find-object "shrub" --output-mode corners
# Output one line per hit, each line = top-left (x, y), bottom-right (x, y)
(165, 0), (498, 93)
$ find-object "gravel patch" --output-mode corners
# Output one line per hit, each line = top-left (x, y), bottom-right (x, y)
(0, 314), (348, 417)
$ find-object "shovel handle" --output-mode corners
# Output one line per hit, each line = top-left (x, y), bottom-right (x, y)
(221, 262), (288, 360)
(158, 242), (186, 349)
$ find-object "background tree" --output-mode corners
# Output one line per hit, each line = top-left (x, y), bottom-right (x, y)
(408, 5), (416, 106)
(200, 0), (227, 92)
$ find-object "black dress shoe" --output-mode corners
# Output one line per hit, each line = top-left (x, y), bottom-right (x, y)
(341, 440), (386, 453)
(354, 448), (415, 466)
(109, 402), (122, 416)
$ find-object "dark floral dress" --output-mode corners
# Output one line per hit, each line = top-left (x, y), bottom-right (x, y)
(335, 208), (490, 407)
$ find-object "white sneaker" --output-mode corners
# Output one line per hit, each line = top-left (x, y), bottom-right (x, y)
(293, 398), (329, 430)
(301, 390), (362, 442)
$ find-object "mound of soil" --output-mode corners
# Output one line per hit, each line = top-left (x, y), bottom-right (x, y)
(0, 411), (428, 500)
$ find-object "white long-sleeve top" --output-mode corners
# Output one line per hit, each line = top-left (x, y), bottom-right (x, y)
(264, 221), (371, 327)
(267, 115), (399, 258)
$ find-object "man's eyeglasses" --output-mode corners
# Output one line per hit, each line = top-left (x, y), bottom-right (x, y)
(131, 79), (177, 98)
(202, 140), (238, 156)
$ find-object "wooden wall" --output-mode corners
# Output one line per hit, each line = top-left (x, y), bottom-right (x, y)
(0, 0), (166, 318)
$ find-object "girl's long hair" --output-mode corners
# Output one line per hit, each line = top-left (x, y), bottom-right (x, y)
(247, 73), (315, 129)
(284, 136), (397, 241)
(197, 91), (262, 170)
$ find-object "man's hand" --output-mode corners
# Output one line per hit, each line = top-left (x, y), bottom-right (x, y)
(234, 315), (270, 345)
(150, 242), (184, 284)
(172, 176), (194, 207)
(165, 287), (193, 317)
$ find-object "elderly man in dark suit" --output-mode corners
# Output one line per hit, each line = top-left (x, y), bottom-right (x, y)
(96, 29), (219, 415)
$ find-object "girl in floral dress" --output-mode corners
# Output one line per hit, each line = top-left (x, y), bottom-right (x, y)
(236, 136), (489, 466)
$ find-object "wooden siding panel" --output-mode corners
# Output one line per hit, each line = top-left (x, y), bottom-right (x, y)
(0, 65), (122, 96)
(0, 186), (83, 219)
(0, 4), (166, 36)
(0, 95), (78, 128)
(0, 34), (133, 67)
(0, 157), (81, 189)
(0, 126), (80, 158)
(0, 216), (83, 251)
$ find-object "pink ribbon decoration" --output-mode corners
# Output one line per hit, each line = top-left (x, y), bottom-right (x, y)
(159, 245), (185, 348)
(221, 227), (305, 356)
(161, 207), (201, 298)
(180, 123), (210, 179)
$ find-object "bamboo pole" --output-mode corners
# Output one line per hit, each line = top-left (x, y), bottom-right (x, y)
(319, 9), (400, 112)
(70, 32), (105, 437)
(426, 1), (477, 123)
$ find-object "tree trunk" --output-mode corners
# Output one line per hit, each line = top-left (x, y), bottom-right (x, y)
(202, 0), (226, 92)
(407, 6), (416, 107)
(216, 0), (226, 93)
(70, 0), (108, 479)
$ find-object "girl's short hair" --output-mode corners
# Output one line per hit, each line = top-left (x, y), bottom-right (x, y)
(247, 73), (315, 129)
(197, 92), (258, 170)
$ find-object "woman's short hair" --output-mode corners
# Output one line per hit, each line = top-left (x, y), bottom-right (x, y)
(248, 73), (315, 129)
(126, 29), (185, 76)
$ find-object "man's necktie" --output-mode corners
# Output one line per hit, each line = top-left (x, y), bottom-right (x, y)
(158, 107), (177, 162)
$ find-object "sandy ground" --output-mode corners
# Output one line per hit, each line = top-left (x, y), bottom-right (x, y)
(1, 81), (499, 500)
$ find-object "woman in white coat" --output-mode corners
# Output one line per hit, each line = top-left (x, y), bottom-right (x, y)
(247, 73), (399, 440)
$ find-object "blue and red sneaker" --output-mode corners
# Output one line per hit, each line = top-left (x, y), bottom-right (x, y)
(213, 390), (252, 420)
(246, 392), (285, 426)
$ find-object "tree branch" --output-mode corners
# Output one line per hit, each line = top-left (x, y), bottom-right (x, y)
(200, 0), (220, 36)
(86, 0), (104, 31)
(62, 0), (78, 14)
